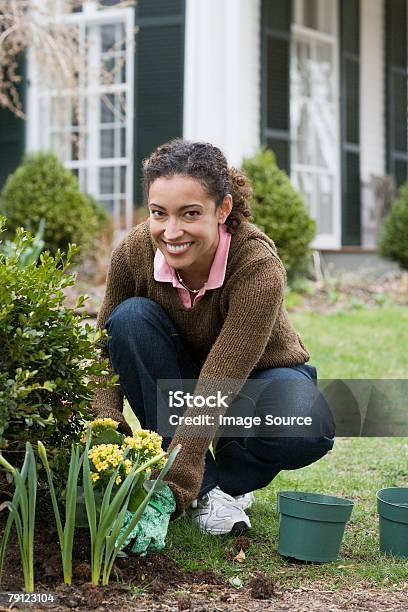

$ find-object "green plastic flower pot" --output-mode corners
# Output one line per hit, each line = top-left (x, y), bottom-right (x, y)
(377, 487), (408, 558)
(277, 491), (354, 562)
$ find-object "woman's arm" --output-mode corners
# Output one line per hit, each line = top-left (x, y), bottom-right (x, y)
(164, 256), (286, 515)
(91, 239), (135, 428)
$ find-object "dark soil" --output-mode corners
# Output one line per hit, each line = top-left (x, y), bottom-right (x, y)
(248, 572), (276, 600)
(0, 505), (225, 605)
(0, 495), (275, 611)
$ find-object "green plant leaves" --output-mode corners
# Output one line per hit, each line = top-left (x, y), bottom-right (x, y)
(242, 147), (316, 282)
(0, 443), (37, 592)
(0, 224), (117, 456)
(90, 429), (123, 447)
(379, 182), (408, 270)
(0, 152), (108, 263)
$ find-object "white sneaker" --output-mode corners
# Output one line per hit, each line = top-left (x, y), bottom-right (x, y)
(189, 486), (251, 535)
(234, 492), (254, 512)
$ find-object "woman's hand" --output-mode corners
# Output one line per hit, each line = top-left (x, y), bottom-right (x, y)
(118, 485), (176, 554)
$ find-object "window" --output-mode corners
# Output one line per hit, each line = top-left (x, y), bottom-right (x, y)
(294, 0), (336, 34)
(291, 0), (340, 248)
(27, 2), (134, 231)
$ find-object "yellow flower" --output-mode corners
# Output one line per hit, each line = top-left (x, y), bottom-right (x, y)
(122, 430), (163, 459)
(124, 459), (132, 475)
(115, 475), (122, 485)
(91, 418), (119, 430)
(157, 456), (167, 470)
(91, 473), (99, 483)
(123, 436), (142, 451)
(88, 444), (124, 474)
(80, 418), (120, 445)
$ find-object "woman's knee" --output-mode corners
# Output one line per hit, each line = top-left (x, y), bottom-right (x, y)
(247, 434), (334, 471)
(106, 297), (171, 339)
(278, 435), (334, 470)
(252, 374), (335, 440)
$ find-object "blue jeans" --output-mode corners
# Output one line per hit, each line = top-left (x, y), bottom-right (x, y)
(105, 297), (335, 498)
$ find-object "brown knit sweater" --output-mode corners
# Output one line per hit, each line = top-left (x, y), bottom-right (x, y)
(91, 220), (310, 516)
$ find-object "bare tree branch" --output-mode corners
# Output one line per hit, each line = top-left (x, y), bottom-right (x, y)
(0, 0), (135, 118)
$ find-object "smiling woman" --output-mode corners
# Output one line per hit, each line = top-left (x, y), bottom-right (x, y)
(91, 138), (335, 543)
(148, 174), (232, 295)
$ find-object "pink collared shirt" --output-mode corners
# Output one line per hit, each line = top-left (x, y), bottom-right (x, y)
(154, 224), (231, 308)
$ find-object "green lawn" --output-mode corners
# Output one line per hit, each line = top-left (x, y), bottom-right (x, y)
(165, 307), (408, 589)
(292, 307), (408, 379)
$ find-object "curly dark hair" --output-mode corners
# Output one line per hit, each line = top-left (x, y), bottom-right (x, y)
(142, 138), (252, 232)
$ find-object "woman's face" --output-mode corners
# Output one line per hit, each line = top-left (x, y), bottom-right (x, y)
(148, 175), (232, 274)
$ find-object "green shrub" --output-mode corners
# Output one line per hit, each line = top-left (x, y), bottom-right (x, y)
(0, 152), (108, 263)
(379, 182), (408, 270)
(242, 147), (316, 281)
(0, 216), (116, 459)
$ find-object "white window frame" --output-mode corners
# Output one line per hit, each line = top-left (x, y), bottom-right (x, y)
(27, 1), (135, 233)
(291, 0), (341, 249)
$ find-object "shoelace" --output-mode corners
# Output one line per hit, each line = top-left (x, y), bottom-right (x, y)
(192, 487), (240, 510)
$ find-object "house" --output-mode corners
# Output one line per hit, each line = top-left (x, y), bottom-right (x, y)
(0, 0), (406, 271)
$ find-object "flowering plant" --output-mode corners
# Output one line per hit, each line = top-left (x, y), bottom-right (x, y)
(1, 418), (180, 590)
(80, 418), (121, 445)
(78, 419), (180, 585)
(80, 418), (166, 492)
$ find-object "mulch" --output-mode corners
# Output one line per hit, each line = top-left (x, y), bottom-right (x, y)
(291, 271), (408, 314)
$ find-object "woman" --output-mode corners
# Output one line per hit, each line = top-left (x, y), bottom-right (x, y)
(92, 138), (335, 542)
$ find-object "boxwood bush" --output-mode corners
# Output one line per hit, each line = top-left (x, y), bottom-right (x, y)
(242, 147), (316, 281)
(0, 152), (108, 263)
(0, 216), (116, 460)
(379, 182), (408, 270)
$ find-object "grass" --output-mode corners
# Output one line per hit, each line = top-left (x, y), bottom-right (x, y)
(292, 307), (408, 379)
(165, 306), (408, 589)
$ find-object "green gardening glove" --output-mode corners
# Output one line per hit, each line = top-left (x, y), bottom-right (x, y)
(118, 485), (176, 555)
